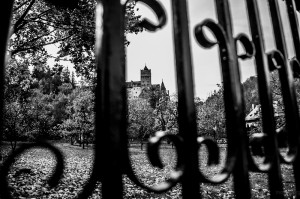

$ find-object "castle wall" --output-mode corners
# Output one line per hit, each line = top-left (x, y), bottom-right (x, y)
(127, 87), (142, 100)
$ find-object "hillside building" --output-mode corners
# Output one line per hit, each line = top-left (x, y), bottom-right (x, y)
(245, 102), (284, 129)
(126, 65), (169, 104)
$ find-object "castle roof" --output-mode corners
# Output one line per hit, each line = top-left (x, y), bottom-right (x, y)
(126, 81), (141, 88)
(143, 64), (149, 70)
(161, 80), (166, 91)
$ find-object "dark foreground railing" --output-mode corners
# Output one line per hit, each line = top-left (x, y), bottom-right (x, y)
(1, 0), (300, 198)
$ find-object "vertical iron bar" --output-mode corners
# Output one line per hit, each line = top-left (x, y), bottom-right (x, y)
(245, 0), (284, 198)
(0, 1), (14, 160)
(284, 0), (300, 197)
(294, 0), (300, 12)
(215, 0), (251, 198)
(171, 0), (201, 198)
(95, 0), (126, 198)
(268, 0), (300, 197)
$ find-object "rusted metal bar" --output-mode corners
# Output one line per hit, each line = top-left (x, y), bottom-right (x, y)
(214, 0), (251, 198)
(171, 0), (201, 198)
(245, 1), (284, 198)
(95, 0), (126, 198)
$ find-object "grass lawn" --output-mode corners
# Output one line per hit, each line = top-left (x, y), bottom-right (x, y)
(0, 142), (295, 198)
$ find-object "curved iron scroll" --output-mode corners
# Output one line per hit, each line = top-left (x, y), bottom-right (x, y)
(125, 131), (184, 193)
(125, 0), (166, 32)
(0, 142), (64, 199)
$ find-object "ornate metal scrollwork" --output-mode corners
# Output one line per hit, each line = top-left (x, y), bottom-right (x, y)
(125, 131), (184, 193)
(0, 142), (65, 199)
(194, 19), (237, 184)
(125, 0), (166, 32)
(122, 0), (183, 193)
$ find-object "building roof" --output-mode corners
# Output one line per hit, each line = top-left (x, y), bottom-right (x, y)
(245, 103), (285, 123)
(245, 105), (260, 122)
(126, 81), (141, 88)
(161, 80), (166, 91)
(151, 84), (160, 90)
(144, 64), (149, 70)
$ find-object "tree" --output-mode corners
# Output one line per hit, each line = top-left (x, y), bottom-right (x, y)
(26, 89), (55, 140)
(59, 89), (94, 148)
(148, 86), (160, 109)
(9, 0), (142, 79)
(5, 58), (33, 103)
(52, 93), (69, 126)
(127, 99), (156, 150)
(61, 67), (71, 83)
(58, 82), (73, 95)
(70, 71), (77, 88)
(3, 0), (142, 147)
(4, 58), (33, 150)
(269, 70), (300, 128)
(153, 94), (178, 132)
(31, 63), (75, 95)
(196, 84), (225, 139)
(242, 76), (259, 114)
(3, 102), (24, 150)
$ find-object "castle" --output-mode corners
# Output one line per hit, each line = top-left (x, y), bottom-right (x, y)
(126, 65), (169, 102)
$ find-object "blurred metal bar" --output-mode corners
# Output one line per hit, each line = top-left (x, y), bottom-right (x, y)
(294, 0), (300, 11)
(0, 1), (14, 151)
(214, 0), (251, 198)
(0, 4), (14, 197)
(284, 0), (300, 197)
(95, 0), (126, 198)
(171, 0), (201, 198)
(267, 0), (300, 198)
(245, 1), (284, 198)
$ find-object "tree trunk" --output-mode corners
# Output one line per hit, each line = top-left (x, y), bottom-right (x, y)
(79, 134), (82, 147)
(70, 136), (74, 145)
(9, 133), (17, 151)
(13, 140), (17, 151)
(10, 140), (17, 151)
(161, 113), (166, 131)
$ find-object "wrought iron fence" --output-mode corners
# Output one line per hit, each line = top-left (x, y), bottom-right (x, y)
(1, 0), (300, 198)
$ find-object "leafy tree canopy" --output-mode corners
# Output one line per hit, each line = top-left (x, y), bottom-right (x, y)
(9, 0), (142, 79)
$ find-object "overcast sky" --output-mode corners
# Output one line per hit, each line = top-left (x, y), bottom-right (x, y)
(126, 0), (300, 100)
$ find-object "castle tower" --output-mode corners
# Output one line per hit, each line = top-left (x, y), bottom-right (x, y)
(141, 64), (151, 87)
(160, 79), (167, 97)
(161, 79), (166, 91)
